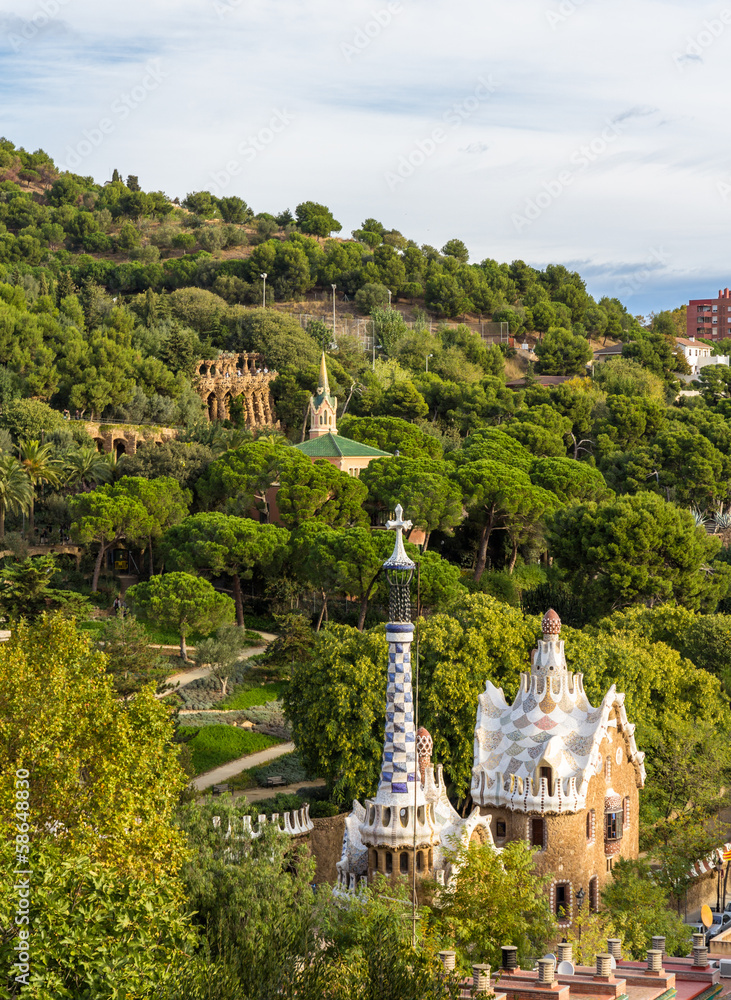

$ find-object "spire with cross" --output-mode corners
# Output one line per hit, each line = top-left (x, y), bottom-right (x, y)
(384, 503), (415, 624)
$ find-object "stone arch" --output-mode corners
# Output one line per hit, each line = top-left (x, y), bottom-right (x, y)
(114, 439), (127, 457)
(206, 392), (217, 421)
(93, 437), (105, 453)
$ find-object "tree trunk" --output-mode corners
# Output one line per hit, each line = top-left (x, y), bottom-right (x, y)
(0, 506), (5, 540)
(221, 676), (229, 697)
(232, 574), (245, 627)
(357, 569), (383, 631)
(508, 539), (519, 574)
(422, 530), (430, 552)
(473, 519), (495, 582)
(92, 543), (107, 592)
(316, 591), (327, 631)
(148, 535), (154, 575)
(180, 632), (188, 662)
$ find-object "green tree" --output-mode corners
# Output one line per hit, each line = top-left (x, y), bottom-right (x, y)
(195, 437), (292, 521)
(98, 612), (170, 697)
(62, 445), (113, 490)
(338, 415), (440, 459)
(69, 488), (155, 591)
(0, 453), (32, 538)
(0, 554), (88, 619)
(127, 571), (235, 660)
(276, 456), (369, 529)
(547, 492), (731, 612)
(162, 512), (288, 627)
(0, 615), (187, 876)
(0, 399), (65, 441)
(295, 200), (342, 237)
(530, 456), (613, 503)
(429, 839), (555, 968)
(601, 859), (691, 958)
(441, 239), (469, 263)
(112, 475), (191, 574)
(361, 456), (463, 550)
(534, 326), (593, 375)
(194, 622), (252, 696)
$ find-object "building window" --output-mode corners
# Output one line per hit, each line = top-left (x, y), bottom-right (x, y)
(589, 875), (599, 912)
(606, 811), (623, 840)
(540, 766), (554, 795)
(586, 809), (595, 844)
(416, 851), (423, 873)
(370, 849), (377, 871)
(385, 852), (393, 874)
(530, 817), (545, 849)
(606, 857), (613, 873)
(399, 852), (409, 874)
(554, 882), (571, 921)
(495, 818), (507, 840)
(623, 796), (630, 828)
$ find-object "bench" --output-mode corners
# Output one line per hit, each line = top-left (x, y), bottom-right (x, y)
(266, 775), (286, 787)
(211, 783), (230, 796)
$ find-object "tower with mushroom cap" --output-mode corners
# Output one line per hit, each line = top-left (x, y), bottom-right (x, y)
(471, 609), (645, 927)
(336, 504), (490, 892)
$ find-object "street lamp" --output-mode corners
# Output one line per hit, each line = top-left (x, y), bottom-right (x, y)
(716, 856), (724, 913)
(426, 353), (433, 372)
(372, 340), (383, 370)
(260, 273), (267, 308)
(331, 283), (337, 332)
(387, 289), (392, 309)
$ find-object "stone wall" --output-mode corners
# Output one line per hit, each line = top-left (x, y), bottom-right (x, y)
(310, 813), (348, 885)
(194, 353), (278, 426)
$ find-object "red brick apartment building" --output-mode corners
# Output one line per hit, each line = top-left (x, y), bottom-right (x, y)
(687, 287), (731, 340)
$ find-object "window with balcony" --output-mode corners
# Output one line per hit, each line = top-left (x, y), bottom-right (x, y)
(606, 811), (623, 840)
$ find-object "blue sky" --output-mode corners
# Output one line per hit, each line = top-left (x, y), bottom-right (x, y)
(2, 0), (731, 315)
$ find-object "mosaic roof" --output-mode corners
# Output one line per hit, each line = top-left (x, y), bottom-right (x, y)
(471, 612), (646, 814)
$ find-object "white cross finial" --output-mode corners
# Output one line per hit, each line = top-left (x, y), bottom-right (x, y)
(384, 503), (415, 569)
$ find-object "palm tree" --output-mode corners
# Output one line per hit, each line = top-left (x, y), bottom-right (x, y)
(0, 455), (32, 539)
(19, 440), (62, 538)
(63, 447), (113, 491)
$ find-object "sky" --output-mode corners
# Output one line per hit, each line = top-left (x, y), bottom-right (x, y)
(1, 0), (731, 315)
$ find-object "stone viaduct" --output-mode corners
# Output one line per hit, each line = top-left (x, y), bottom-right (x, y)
(85, 422), (178, 457)
(194, 352), (277, 426)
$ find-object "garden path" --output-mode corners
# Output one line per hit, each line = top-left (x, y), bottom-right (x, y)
(157, 631), (277, 698)
(227, 779), (326, 802)
(192, 740), (296, 790)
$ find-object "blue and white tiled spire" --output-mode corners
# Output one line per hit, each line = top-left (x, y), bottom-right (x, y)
(377, 505), (421, 801)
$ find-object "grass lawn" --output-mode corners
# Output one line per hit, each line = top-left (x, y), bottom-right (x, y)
(179, 725), (281, 775)
(219, 681), (287, 710)
(78, 619), (263, 650)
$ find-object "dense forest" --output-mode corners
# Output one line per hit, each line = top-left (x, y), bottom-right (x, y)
(2, 136), (731, 997)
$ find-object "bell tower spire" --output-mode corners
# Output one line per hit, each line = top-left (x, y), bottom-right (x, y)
(308, 352), (338, 439)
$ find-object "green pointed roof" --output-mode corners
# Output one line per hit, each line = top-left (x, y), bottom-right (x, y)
(294, 432), (391, 459)
(312, 352), (336, 410)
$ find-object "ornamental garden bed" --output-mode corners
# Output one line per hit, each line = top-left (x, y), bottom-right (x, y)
(179, 724), (281, 775)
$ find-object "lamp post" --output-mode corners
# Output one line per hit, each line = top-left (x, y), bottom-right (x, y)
(261, 273), (267, 308)
(372, 340), (382, 370)
(576, 887), (585, 945)
(716, 857), (724, 913)
(331, 283), (337, 333)
(426, 353), (433, 372)
(387, 289), (392, 309)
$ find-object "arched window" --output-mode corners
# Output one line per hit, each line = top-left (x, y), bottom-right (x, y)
(416, 851), (423, 872)
(399, 852), (409, 874)
(553, 881), (572, 922)
(385, 852), (393, 874)
(540, 766), (554, 795)
(586, 809), (595, 844)
(589, 875), (599, 912)
(370, 849), (377, 872)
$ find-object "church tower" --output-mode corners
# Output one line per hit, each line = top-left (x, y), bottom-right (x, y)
(309, 353), (337, 439)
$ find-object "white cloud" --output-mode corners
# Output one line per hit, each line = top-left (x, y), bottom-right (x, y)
(2, 0), (730, 310)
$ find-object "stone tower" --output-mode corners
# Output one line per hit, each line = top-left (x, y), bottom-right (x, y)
(358, 505), (442, 883)
(309, 353), (337, 439)
(471, 609), (645, 927)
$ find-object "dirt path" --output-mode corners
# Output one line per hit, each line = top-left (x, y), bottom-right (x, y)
(221, 779), (326, 803)
(157, 631), (277, 698)
(191, 740), (296, 790)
